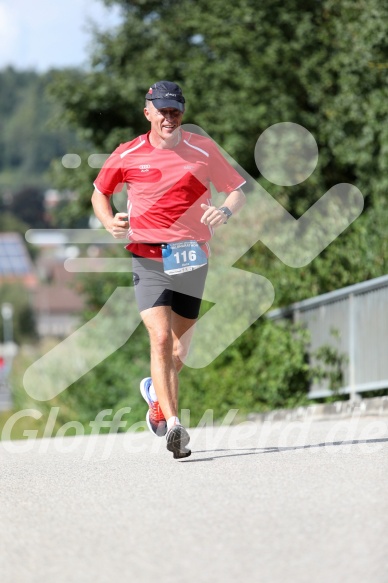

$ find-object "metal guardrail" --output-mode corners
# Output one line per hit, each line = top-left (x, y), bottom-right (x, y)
(267, 275), (388, 400)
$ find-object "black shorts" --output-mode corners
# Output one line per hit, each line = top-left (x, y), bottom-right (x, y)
(132, 255), (208, 319)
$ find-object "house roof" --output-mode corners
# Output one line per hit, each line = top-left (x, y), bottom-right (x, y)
(33, 284), (85, 313)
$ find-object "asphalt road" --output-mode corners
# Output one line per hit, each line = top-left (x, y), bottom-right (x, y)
(1, 414), (387, 583)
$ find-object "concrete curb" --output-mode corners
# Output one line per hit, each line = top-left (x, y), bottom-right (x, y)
(247, 396), (388, 424)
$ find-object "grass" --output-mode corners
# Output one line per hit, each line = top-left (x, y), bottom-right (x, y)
(0, 409), (45, 441)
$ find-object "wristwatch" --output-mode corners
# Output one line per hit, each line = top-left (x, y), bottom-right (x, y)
(218, 206), (233, 224)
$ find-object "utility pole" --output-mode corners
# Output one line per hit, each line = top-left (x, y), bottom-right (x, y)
(0, 303), (15, 410)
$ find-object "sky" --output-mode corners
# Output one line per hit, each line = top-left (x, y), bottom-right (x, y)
(0, 0), (122, 72)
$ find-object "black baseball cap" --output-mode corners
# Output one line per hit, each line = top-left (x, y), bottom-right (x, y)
(145, 80), (185, 112)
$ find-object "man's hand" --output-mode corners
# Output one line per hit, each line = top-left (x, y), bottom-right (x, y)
(200, 204), (228, 228)
(91, 190), (130, 239)
(200, 189), (245, 228)
(108, 213), (129, 239)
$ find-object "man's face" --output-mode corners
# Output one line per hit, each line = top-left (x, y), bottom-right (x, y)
(144, 101), (184, 142)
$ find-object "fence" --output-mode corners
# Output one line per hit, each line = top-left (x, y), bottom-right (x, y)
(267, 275), (388, 400)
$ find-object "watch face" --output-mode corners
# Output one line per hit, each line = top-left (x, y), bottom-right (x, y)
(220, 207), (232, 218)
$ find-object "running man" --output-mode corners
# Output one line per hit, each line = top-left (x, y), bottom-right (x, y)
(92, 80), (246, 459)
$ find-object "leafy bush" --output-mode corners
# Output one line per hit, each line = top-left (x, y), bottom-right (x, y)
(178, 319), (313, 424)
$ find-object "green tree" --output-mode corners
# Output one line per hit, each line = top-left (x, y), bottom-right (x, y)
(50, 0), (388, 216)
(48, 0), (388, 305)
(0, 67), (84, 195)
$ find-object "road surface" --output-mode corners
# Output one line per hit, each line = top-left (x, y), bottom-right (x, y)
(1, 414), (387, 583)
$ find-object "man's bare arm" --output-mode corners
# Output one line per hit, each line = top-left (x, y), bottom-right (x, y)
(91, 189), (129, 239)
(200, 188), (246, 228)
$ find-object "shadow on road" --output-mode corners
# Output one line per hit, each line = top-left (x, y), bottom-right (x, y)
(180, 437), (388, 463)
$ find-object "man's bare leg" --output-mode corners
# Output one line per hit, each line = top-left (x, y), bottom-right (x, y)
(140, 306), (197, 420)
(140, 306), (197, 458)
(171, 310), (197, 373)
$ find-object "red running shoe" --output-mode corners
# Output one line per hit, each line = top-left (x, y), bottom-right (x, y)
(140, 377), (167, 437)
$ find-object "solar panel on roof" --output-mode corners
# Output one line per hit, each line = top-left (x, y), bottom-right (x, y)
(4, 242), (22, 256)
(0, 233), (34, 277)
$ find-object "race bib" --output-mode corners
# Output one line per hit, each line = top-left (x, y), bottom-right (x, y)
(162, 241), (208, 275)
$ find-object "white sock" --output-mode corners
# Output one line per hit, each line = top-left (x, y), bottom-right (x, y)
(167, 416), (180, 430)
(149, 381), (157, 402)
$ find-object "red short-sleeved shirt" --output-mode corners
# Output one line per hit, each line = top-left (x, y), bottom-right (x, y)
(93, 129), (245, 258)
